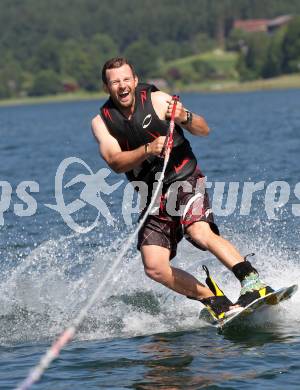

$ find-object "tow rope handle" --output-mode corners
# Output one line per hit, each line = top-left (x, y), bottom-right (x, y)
(160, 95), (179, 157)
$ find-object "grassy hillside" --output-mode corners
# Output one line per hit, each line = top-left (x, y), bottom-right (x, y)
(160, 50), (239, 86)
(163, 50), (238, 72)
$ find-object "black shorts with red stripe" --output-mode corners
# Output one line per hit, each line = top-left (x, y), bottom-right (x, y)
(137, 167), (219, 259)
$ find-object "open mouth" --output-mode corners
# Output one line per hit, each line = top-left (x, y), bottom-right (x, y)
(118, 91), (130, 100)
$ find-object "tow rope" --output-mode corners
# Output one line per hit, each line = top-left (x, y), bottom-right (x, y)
(16, 95), (179, 390)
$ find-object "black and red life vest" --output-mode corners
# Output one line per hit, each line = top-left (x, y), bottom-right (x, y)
(100, 83), (197, 187)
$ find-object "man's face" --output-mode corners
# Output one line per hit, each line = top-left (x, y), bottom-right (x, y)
(104, 64), (138, 110)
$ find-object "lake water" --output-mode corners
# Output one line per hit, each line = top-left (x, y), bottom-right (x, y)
(0, 89), (300, 389)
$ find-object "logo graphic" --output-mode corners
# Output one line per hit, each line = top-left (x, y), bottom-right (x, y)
(174, 158), (190, 174)
(2, 157), (300, 231)
(140, 90), (147, 108)
(103, 107), (113, 122)
(142, 114), (152, 129)
(45, 157), (123, 233)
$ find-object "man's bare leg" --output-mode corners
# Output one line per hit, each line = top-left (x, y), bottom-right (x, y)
(141, 244), (213, 300)
(186, 221), (274, 308)
(186, 221), (244, 269)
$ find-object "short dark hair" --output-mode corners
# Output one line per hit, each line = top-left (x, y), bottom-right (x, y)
(101, 57), (136, 84)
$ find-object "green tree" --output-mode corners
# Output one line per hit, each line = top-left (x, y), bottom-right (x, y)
(226, 28), (251, 52)
(282, 16), (300, 73)
(0, 53), (23, 97)
(33, 38), (62, 73)
(89, 34), (118, 62)
(237, 33), (270, 80)
(262, 27), (286, 78)
(191, 33), (217, 54)
(156, 41), (182, 62)
(75, 54), (99, 91)
(124, 40), (158, 78)
(60, 39), (83, 78)
(61, 34), (118, 90)
(29, 70), (63, 96)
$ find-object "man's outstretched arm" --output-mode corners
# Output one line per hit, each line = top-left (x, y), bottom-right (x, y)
(91, 115), (166, 173)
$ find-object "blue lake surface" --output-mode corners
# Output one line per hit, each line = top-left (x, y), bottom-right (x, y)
(0, 89), (300, 389)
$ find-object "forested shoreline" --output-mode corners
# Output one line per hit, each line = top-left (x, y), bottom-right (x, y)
(0, 0), (300, 99)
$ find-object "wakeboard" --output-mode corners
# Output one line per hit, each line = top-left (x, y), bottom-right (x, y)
(199, 284), (298, 331)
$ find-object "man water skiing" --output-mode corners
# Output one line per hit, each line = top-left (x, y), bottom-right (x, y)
(92, 57), (273, 320)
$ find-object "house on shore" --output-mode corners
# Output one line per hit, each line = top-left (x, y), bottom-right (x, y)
(233, 15), (293, 34)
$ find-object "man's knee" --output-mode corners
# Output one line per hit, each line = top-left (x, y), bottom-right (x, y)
(141, 245), (171, 283)
(186, 221), (215, 249)
(144, 263), (167, 283)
